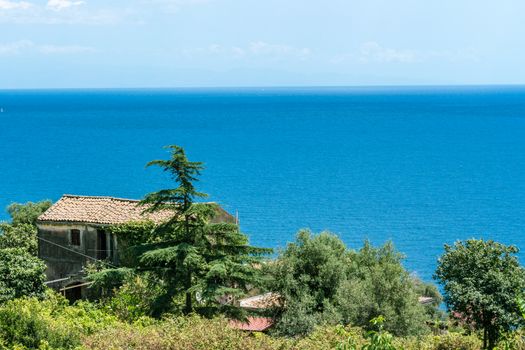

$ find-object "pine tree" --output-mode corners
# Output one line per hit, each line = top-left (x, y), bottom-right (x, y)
(134, 145), (271, 316)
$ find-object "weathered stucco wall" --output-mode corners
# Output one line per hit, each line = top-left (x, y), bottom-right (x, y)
(36, 206), (233, 299)
(37, 222), (117, 284)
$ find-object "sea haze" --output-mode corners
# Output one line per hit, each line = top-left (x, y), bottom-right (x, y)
(1, 86), (525, 282)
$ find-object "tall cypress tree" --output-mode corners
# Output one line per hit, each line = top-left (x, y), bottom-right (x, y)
(136, 145), (271, 316)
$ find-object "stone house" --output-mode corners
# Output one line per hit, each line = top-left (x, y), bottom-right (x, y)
(36, 194), (235, 301)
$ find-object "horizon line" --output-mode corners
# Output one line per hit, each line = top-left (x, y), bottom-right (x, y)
(1, 83), (525, 92)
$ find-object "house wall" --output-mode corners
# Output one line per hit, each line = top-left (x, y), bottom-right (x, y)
(36, 206), (233, 295)
(37, 222), (117, 287)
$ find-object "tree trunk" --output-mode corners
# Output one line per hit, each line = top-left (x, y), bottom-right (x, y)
(184, 270), (192, 313)
(488, 327), (497, 350)
(183, 200), (193, 314)
(483, 327), (488, 349)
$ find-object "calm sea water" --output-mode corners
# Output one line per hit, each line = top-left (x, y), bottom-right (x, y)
(1, 86), (525, 282)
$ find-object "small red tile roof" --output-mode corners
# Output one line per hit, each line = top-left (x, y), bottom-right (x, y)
(228, 317), (274, 332)
(37, 194), (178, 225)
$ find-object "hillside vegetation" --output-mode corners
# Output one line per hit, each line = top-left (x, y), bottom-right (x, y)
(1, 146), (524, 349)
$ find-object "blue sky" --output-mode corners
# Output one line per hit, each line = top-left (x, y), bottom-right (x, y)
(1, 0), (524, 88)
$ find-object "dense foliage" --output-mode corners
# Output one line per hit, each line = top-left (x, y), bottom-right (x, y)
(1, 217), (524, 349)
(5, 201), (52, 227)
(0, 248), (46, 303)
(3, 152), (525, 349)
(91, 145), (271, 318)
(0, 291), (509, 350)
(267, 230), (437, 337)
(0, 200), (51, 257)
(0, 224), (38, 255)
(435, 239), (525, 349)
(0, 291), (118, 349)
(0, 201), (49, 304)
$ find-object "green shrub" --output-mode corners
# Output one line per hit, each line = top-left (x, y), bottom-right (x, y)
(267, 231), (436, 338)
(103, 276), (164, 322)
(0, 292), (508, 350)
(0, 248), (46, 303)
(0, 294), (79, 349)
(429, 333), (481, 350)
(397, 333), (481, 350)
(298, 324), (364, 350)
(334, 317), (400, 350)
(495, 330), (525, 350)
(0, 291), (120, 350)
(83, 315), (288, 350)
(82, 314), (488, 350)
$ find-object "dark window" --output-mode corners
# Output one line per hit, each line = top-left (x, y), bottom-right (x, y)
(64, 282), (83, 303)
(71, 229), (81, 246)
(97, 229), (107, 260)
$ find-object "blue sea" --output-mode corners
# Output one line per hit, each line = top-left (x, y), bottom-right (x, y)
(1, 86), (525, 282)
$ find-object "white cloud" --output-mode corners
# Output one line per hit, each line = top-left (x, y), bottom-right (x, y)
(359, 41), (416, 63)
(0, 0), (195, 24)
(148, 0), (212, 13)
(183, 42), (311, 61)
(38, 44), (96, 54)
(0, 40), (32, 55)
(249, 41), (311, 59)
(0, 40), (96, 55)
(331, 42), (479, 65)
(182, 44), (247, 60)
(46, 0), (85, 11)
(426, 48), (479, 63)
(0, 8), (122, 24)
(0, 0), (32, 10)
(0, 0), (124, 25)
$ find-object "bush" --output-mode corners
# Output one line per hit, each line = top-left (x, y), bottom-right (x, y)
(496, 330), (525, 350)
(83, 313), (489, 350)
(0, 291), (119, 350)
(0, 224), (38, 255)
(267, 231), (436, 337)
(104, 275), (165, 322)
(0, 294), (79, 349)
(397, 333), (481, 350)
(83, 315), (288, 350)
(298, 325), (365, 350)
(0, 297), (502, 350)
(432, 333), (482, 350)
(0, 248), (46, 303)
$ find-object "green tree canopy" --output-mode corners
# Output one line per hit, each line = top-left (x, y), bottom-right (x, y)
(0, 248), (46, 303)
(337, 241), (429, 336)
(267, 230), (436, 337)
(0, 200), (52, 257)
(267, 230), (349, 336)
(6, 200), (52, 226)
(435, 239), (525, 350)
(0, 201), (49, 303)
(0, 223), (38, 255)
(91, 145), (271, 318)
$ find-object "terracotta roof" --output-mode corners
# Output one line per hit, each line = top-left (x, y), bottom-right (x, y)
(239, 292), (281, 309)
(37, 194), (177, 225)
(228, 317), (274, 332)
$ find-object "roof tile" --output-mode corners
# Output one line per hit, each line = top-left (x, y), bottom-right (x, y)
(37, 194), (177, 225)
(239, 292), (281, 309)
(228, 317), (273, 332)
